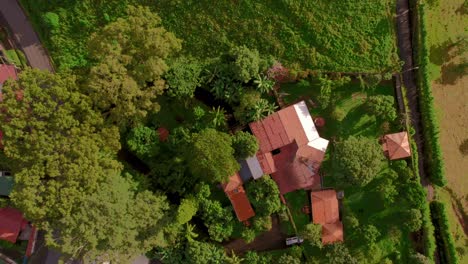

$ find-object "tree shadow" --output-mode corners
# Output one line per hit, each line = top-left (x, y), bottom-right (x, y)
(439, 61), (468, 85)
(459, 138), (468, 156)
(429, 39), (463, 66)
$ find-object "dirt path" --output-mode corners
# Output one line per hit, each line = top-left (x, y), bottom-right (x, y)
(395, 0), (434, 200)
(0, 0), (54, 72)
(224, 215), (288, 255)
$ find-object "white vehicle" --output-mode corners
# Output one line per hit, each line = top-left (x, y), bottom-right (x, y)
(286, 236), (304, 246)
(0, 171), (12, 177)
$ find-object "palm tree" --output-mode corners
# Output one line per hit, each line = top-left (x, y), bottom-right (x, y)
(250, 99), (277, 121)
(185, 223), (199, 242)
(254, 74), (275, 94)
(210, 106), (226, 128)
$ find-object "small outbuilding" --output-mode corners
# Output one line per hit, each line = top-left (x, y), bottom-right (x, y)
(311, 190), (344, 245)
(382, 131), (411, 160)
(0, 174), (13, 197)
(222, 173), (255, 222)
(0, 207), (28, 243)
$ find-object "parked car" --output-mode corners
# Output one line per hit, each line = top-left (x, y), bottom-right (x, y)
(286, 236), (304, 246)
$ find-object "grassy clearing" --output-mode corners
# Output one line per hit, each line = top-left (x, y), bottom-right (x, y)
(283, 190), (310, 234)
(21, 0), (398, 72)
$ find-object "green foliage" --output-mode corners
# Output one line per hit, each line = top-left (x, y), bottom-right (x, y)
(324, 243), (358, 264)
(414, 4), (447, 187)
(166, 57), (203, 99)
(421, 202), (436, 261)
(229, 45), (262, 82)
(184, 241), (227, 264)
(430, 201), (459, 264)
(86, 5), (182, 127)
(333, 136), (383, 186)
(242, 251), (271, 264)
(42, 12), (60, 31)
(298, 223), (322, 248)
(402, 209), (423, 232)
(278, 254), (301, 264)
(176, 198), (198, 225)
(366, 95), (398, 121)
(254, 74), (275, 94)
(234, 91), (277, 124)
(126, 126), (160, 159)
(232, 131), (259, 159)
(317, 75), (351, 109)
(188, 128), (239, 183)
(361, 224), (381, 246)
(245, 176), (281, 217)
(409, 253), (432, 264)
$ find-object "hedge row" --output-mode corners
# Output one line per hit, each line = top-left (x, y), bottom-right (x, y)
(421, 202), (436, 261)
(430, 201), (459, 264)
(413, 3), (447, 187)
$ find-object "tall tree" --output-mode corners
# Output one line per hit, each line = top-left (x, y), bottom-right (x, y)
(188, 129), (239, 183)
(366, 95), (397, 121)
(245, 176), (281, 216)
(333, 136), (383, 186)
(86, 5), (182, 126)
(299, 223), (322, 248)
(229, 45), (261, 83)
(126, 126), (160, 159)
(232, 131), (259, 159)
(165, 57), (203, 99)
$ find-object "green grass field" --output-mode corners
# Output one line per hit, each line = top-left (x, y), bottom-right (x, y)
(21, 0), (399, 72)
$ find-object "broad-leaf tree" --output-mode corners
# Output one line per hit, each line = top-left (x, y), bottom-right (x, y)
(232, 131), (259, 159)
(87, 5), (182, 126)
(299, 223), (322, 248)
(334, 136), (383, 186)
(366, 95), (397, 121)
(165, 57), (203, 99)
(188, 129), (239, 183)
(245, 176), (281, 216)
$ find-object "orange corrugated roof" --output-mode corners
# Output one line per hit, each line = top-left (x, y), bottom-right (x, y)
(226, 186), (255, 221)
(311, 190), (339, 224)
(384, 132), (411, 160)
(311, 190), (343, 244)
(322, 222), (344, 245)
(223, 173), (255, 222)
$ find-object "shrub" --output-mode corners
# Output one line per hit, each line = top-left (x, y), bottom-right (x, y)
(430, 201), (459, 264)
(232, 131), (259, 159)
(415, 4), (447, 187)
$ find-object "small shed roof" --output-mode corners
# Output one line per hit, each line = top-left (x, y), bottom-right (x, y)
(0, 207), (27, 243)
(384, 132), (411, 160)
(223, 173), (255, 222)
(0, 176), (14, 196)
(311, 190), (339, 224)
(0, 64), (18, 89)
(322, 222), (344, 245)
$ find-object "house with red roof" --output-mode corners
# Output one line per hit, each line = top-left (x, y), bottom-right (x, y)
(311, 190), (343, 245)
(0, 207), (28, 243)
(248, 101), (329, 194)
(382, 131), (411, 160)
(222, 173), (255, 222)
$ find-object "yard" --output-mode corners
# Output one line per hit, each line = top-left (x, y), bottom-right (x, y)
(277, 78), (419, 263)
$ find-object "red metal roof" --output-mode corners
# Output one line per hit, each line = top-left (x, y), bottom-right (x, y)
(384, 132), (411, 160)
(0, 64), (17, 86)
(249, 101), (328, 194)
(223, 173), (255, 222)
(0, 207), (27, 243)
(310, 190), (343, 244)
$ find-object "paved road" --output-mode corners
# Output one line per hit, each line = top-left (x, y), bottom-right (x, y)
(0, 0), (53, 72)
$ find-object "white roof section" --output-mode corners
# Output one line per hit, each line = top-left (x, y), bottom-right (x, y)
(308, 137), (329, 152)
(246, 155), (264, 179)
(293, 101), (320, 142)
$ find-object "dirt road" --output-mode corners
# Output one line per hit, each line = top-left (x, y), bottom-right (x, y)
(0, 0), (53, 71)
(395, 0), (434, 199)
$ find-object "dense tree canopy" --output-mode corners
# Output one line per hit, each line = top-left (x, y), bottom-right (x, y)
(245, 176), (281, 216)
(188, 129), (239, 183)
(126, 126), (160, 159)
(232, 131), (259, 159)
(334, 136), (384, 186)
(229, 45), (262, 83)
(299, 223), (322, 248)
(165, 57), (203, 99)
(366, 95), (398, 121)
(86, 5), (182, 126)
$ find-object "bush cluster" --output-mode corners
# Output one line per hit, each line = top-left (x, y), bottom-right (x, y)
(414, 3), (447, 187)
(430, 201), (459, 264)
